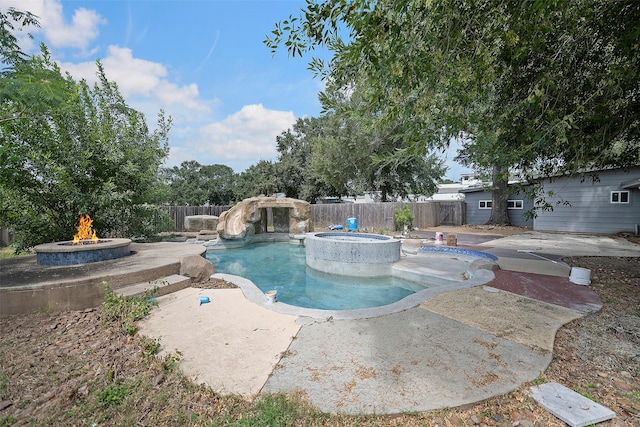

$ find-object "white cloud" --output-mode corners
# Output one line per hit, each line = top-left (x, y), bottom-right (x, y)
(192, 104), (295, 166)
(2, 0), (208, 114)
(44, 4), (105, 50)
(165, 146), (197, 168)
(59, 45), (210, 113)
(59, 46), (163, 95)
(0, 0), (105, 53)
(156, 81), (204, 112)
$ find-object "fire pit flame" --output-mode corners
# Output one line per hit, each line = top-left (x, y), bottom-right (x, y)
(73, 214), (99, 245)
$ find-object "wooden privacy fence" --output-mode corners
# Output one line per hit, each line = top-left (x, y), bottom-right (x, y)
(437, 201), (466, 227)
(163, 201), (465, 232)
(311, 201), (464, 231)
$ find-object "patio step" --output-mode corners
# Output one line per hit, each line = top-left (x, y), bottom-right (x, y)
(114, 274), (192, 299)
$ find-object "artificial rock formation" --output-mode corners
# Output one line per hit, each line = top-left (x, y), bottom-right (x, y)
(180, 254), (216, 282)
(216, 197), (311, 240)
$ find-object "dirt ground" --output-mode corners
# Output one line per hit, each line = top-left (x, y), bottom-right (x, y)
(1, 229), (639, 426)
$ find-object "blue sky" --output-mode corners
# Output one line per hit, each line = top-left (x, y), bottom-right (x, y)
(4, 0), (471, 181)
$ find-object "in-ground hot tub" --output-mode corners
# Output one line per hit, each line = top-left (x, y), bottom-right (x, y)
(34, 238), (132, 266)
(305, 232), (401, 277)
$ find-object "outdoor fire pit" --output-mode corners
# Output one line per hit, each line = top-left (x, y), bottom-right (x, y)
(34, 214), (132, 266)
(34, 238), (132, 266)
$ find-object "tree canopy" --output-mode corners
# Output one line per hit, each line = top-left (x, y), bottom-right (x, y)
(266, 0), (640, 223)
(1, 11), (172, 250)
(161, 161), (236, 205)
(0, 7), (39, 67)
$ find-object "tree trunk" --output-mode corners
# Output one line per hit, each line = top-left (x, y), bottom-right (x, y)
(380, 185), (389, 202)
(486, 164), (511, 225)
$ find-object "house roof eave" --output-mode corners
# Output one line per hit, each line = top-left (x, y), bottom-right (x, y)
(621, 177), (640, 190)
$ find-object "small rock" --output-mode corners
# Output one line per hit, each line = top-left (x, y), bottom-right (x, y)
(448, 414), (464, 426)
(513, 421), (534, 427)
(612, 378), (634, 391)
(36, 390), (55, 405)
(430, 417), (444, 426)
(0, 401), (12, 411)
(491, 413), (505, 423)
(470, 414), (482, 425)
(153, 373), (165, 386)
(620, 397), (640, 412)
(77, 385), (89, 397)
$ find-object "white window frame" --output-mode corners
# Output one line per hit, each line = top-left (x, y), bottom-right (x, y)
(478, 200), (492, 209)
(611, 191), (630, 204)
(507, 199), (524, 210)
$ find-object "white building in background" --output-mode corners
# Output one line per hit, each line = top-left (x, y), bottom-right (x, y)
(460, 173), (483, 187)
(421, 173), (484, 202)
(333, 173), (483, 203)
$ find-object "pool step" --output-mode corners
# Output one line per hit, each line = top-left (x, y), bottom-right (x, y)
(392, 255), (470, 286)
(114, 274), (192, 299)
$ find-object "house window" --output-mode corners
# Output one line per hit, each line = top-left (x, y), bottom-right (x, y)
(479, 200), (492, 209)
(507, 200), (524, 209)
(611, 191), (630, 204)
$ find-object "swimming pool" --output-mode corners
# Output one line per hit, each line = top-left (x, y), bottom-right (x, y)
(205, 242), (428, 310)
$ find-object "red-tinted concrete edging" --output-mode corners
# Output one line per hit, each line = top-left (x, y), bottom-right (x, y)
(490, 270), (603, 313)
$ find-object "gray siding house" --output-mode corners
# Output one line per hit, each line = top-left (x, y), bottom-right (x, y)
(461, 166), (640, 234)
(460, 187), (534, 227)
(533, 166), (640, 234)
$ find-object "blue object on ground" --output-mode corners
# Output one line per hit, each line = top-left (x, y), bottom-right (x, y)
(199, 296), (210, 305)
(327, 224), (343, 230)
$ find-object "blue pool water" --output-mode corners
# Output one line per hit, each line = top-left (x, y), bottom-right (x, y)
(205, 243), (428, 310)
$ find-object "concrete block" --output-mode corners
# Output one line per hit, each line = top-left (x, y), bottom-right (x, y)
(530, 382), (615, 427)
(184, 215), (218, 232)
(446, 233), (457, 246)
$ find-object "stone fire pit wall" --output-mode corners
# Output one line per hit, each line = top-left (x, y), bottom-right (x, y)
(34, 238), (132, 266)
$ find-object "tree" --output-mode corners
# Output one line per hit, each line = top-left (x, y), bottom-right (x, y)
(234, 160), (279, 201)
(162, 161), (236, 205)
(308, 112), (368, 199)
(1, 41), (172, 251)
(307, 110), (445, 202)
(455, 1), (640, 223)
(0, 7), (39, 67)
(274, 117), (328, 202)
(266, 0), (639, 223)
